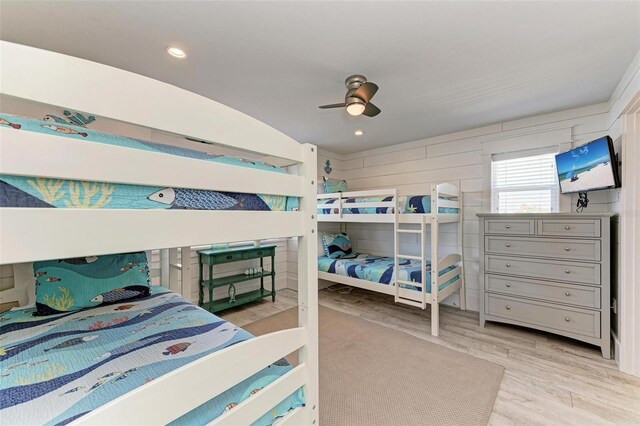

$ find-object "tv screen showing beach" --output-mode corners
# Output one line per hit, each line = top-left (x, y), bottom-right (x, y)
(555, 137), (616, 193)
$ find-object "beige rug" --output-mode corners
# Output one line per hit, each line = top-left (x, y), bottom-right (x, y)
(244, 306), (504, 426)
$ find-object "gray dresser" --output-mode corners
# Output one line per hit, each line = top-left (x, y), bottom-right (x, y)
(477, 213), (613, 358)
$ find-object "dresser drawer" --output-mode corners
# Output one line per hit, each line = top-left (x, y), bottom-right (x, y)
(485, 236), (601, 261)
(485, 255), (601, 285)
(537, 219), (600, 238)
(485, 294), (600, 337)
(485, 274), (600, 308)
(484, 219), (534, 235)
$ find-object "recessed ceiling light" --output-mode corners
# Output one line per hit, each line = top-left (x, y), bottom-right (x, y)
(166, 46), (187, 59)
(354, 130), (364, 136)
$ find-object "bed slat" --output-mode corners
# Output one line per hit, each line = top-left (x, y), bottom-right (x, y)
(0, 209), (304, 265)
(72, 327), (307, 426)
(438, 265), (462, 285)
(211, 364), (307, 425)
(0, 129), (304, 197)
(438, 253), (462, 270)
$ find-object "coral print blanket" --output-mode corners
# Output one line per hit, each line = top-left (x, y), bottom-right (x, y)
(0, 287), (304, 425)
(0, 113), (298, 211)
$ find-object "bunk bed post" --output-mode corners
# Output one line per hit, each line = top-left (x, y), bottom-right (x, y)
(393, 189), (400, 303)
(430, 184), (440, 337)
(168, 248), (181, 294)
(298, 143), (319, 426)
(180, 246), (192, 303)
(458, 191), (466, 311)
(160, 249), (170, 288)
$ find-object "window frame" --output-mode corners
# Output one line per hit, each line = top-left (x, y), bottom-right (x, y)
(490, 147), (560, 214)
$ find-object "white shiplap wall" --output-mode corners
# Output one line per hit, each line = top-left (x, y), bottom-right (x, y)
(311, 102), (622, 312)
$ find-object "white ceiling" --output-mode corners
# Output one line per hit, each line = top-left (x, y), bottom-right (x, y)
(1, 1), (639, 154)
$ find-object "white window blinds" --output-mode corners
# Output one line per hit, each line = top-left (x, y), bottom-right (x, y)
(491, 149), (559, 213)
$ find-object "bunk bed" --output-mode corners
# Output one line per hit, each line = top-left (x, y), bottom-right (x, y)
(0, 41), (319, 425)
(317, 185), (466, 336)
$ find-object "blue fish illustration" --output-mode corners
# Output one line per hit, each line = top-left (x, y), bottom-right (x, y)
(45, 335), (98, 352)
(59, 386), (85, 396)
(98, 371), (122, 380)
(178, 306), (199, 313)
(147, 188), (238, 210)
(90, 285), (150, 304)
(113, 367), (141, 382)
(86, 379), (106, 393)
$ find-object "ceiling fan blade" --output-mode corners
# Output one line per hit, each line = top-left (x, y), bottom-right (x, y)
(362, 102), (381, 117)
(353, 82), (378, 103)
(319, 103), (346, 109)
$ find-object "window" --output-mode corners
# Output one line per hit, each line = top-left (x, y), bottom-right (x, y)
(491, 149), (559, 213)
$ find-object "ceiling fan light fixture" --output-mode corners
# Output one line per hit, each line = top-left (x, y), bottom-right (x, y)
(347, 101), (365, 116)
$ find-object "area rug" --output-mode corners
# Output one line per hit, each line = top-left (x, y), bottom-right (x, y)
(244, 306), (504, 426)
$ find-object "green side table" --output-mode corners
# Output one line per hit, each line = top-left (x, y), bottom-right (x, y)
(197, 244), (276, 313)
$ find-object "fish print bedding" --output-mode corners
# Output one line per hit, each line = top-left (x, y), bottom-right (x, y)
(318, 253), (459, 292)
(0, 287), (304, 425)
(0, 114), (298, 211)
(317, 195), (458, 215)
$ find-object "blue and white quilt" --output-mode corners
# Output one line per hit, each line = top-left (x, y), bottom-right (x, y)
(318, 253), (458, 292)
(0, 113), (298, 211)
(0, 287), (304, 425)
(317, 195), (458, 215)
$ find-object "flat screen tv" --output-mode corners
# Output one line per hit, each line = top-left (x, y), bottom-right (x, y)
(555, 136), (619, 194)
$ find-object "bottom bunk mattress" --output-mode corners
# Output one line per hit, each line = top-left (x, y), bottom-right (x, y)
(318, 253), (459, 292)
(0, 287), (304, 425)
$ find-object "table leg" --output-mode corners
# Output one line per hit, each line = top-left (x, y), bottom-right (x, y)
(198, 259), (204, 307)
(208, 264), (214, 312)
(260, 257), (264, 292)
(271, 254), (276, 302)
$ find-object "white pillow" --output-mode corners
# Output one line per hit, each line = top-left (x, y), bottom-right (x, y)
(12, 262), (36, 308)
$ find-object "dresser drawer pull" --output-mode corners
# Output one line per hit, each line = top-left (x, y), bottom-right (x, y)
(564, 247), (571, 251)
(505, 243), (511, 247)
(564, 269), (571, 274)
(505, 283), (511, 288)
(226, 255), (233, 260)
(565, 292), (571, 297)
(565, 317), (571, 322)
(506, 305), (511, 310)
(505, 225), (511, 229)
(506, 263), (511, 268)
(565, 225), (571, 230)
(257, 251), (263, 255)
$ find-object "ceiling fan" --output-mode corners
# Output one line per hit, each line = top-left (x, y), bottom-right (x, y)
(319, 75), (380, 117)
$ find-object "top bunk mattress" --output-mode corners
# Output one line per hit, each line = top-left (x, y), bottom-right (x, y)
(0, 113), (298, 211)
(317, 195), (458, 215)
(0, 287), (304, 425)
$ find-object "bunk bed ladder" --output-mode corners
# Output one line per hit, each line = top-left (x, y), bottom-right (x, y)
(394, 193), (428, 309)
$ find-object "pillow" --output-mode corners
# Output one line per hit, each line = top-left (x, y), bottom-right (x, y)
(323, 177), (348, 193)
(322, 233), (353, 259)
(317, 233), (326, 257)
(34, 252), (151, 316)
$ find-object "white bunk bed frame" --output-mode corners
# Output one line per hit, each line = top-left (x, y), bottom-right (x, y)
(0, 41), (319, 426)
(317, 184), (466, 336)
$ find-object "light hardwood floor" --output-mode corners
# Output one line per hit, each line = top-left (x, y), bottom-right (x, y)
(221, 286), (640, 426)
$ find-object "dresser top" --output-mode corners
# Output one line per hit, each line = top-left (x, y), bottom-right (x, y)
(476, 212), (615, 218)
